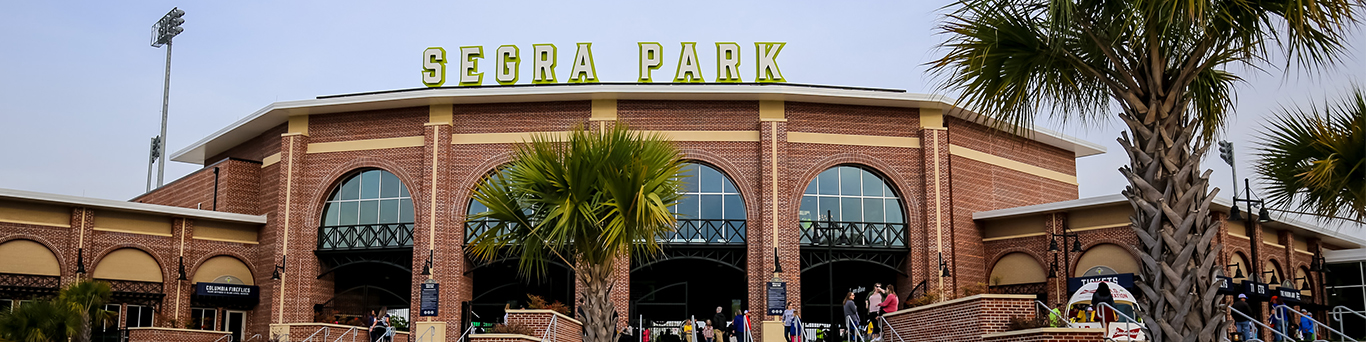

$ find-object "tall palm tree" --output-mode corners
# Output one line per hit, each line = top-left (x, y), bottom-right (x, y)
(466, 123), (686, 342)
(929, 1), (1362, 341)
(1255, 88), (1366, 224)
(58, 280), (114, 342)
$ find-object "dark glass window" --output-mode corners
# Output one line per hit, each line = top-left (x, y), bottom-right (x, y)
(799, 166), (904, 223)
(673, 163), (745, 221)
(323, 170), (413, 226)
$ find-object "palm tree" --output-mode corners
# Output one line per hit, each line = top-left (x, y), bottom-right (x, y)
(0, 280), (111, 342)
(1255, 88), (1366, 224)
(929, 1), (1361, 341)
(466, 123), (686, 342)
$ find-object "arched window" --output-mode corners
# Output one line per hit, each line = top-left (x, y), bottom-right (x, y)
(319, 169), (414, 249)
(799, 165), (905, 247)
(670, 163), (746, 244)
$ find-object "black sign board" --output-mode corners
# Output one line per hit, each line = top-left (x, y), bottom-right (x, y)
(1217, 276), (1239, 294)
(1067, 273), (1135, 293)
(1276, 287), (1301, 302)
(420, 281), (439, 316)
(1241, 280), (1269, 300)
(766, 282), (786, 316)
(194, 283), (259, 298)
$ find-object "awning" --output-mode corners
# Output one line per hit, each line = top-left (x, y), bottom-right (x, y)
(191, 283), (259, 309)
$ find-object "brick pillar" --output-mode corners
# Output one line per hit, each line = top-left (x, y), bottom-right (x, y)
(272, 126), (311, 324)
(168, 218), (195, 323)
(1044, 213), (1067, 306)
(68, 207), (95, 285)
(414, 105), (464, 339)
(920, 126), (954, 298)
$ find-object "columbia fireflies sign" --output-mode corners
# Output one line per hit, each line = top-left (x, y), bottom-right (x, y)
(422, 42), (786, 87)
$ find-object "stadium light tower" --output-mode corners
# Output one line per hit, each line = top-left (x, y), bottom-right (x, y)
(147, 7), (185, 191)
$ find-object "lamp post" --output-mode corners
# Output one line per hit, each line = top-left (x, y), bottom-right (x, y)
(1229, 178), (1274, 318)
(1045, 229), (1084, 280)
(810, 210), (845, 329)
(148, 7), (185, 190)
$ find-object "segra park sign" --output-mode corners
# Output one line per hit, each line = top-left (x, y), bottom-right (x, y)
(421, 42), (787, 87)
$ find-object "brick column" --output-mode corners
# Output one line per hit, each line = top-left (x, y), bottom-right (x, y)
(1044, 213), (1067, 306)
(272, 122), (311, 324)
(68, 207), (95, 285)
(920, 126), (954, 298)
(412, 104), (463, 339)
(168, 218), (194, 323)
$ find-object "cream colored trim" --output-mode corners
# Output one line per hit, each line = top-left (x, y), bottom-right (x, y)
(1296, 249), (1314, 255)
(452, 132), (569, 144)
(92, 227), (173, 237)
(0, 218), (70, 228)
(770, 122), (779, 261)
(1264, 242), (1286, 248)
(981, 232), (1047, 242)
(427, 125), (440, 279)
(920, 107), (944, 128)
(429, 104), (453, 124)
(277, 135), (295, 324)
(650, 130), (760, 142)
(759, 100), (784, 120)
(787, 132), (921, 148)
(948, 145), (1078, 185)
(1071, 223), (1129, 232)
(470, 334), (543, 342)
(307, 136), (425, 154)
(191, 236), (261, 244)
(261, 153), (281, 168)
(126, 327), (231, 334)
(884, 294), (1037, 317)
(505, 309), (584, 325)
(932, 132), (945, 294)
(590, 99), (617, 121)
(981, 328), (1107, 339)
(287, 116), (308, 136)
(1230, 233), (1250, 240)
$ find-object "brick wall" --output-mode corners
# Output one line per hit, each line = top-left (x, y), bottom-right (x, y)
(471, 334), (547, 342)
(132, 158), (262, 215)
(880, 294), (1037, 342)
(128, 327), (232, 342)
(506, 310), (584, 342)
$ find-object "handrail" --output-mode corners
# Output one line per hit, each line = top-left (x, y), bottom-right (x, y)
(300, 326), (328, 342)
(878, 315), (905, 342)
(331, 326), (359, 342)
(541, 312), (559, 342)
(1273, 304), (1356, 342)
(1330, 305), (1366, 341)
(844, 315), (864, 342)
(1094, 302), (1150, 338)
(1229, 305), (1295, 342)
(213, 333), (234, 342)
(1035, 300), (1073, 328)
(419, 325), (445, 342)
(245, 333), (262, 342)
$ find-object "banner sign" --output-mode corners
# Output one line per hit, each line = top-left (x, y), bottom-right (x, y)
(194, 283), (259, 298)
(1217, 276), (1238, 294)
(1242, 280), (1269, 299)
(422, 42), (787, 87)
(766, 281), (787, 316)
(420, 281), (439, 317)
(1276, 287), (1301, 302)
(1068, 273), (1135, 293)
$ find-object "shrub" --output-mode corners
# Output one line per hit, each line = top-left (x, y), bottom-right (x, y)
(959, 282), (990, 297)
(1005, 315), (1049, 331)
(491, 323), (536, 335)
(527, 294), (571, 316)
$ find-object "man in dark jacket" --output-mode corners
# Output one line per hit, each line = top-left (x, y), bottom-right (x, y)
(713, 307), (729, 342)
(1231, 294), (1256, 341)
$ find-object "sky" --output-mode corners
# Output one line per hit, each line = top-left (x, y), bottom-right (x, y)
(0, 1), (1362, 231)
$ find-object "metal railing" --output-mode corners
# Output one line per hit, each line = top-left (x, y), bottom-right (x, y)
(1035, 300), (1073, 328)
(1273, 304), (1354, 342)
(418, 325), (444, 342)
(1229, 304), (1295, 342)
(212, 333), (234, 342)
(318, 223), (415, 250)
(1094, 302), (1149, 340)
(245, 334), (262, 342)
(299, 326), (328, 342)
(878, 315), (905, 342)
(799, 221), (907, 248)
(331, 326), (359, 342)
(541, 313), (559, 342)
(1330, 306), (1366, 341)
(663, 219), (746, 245)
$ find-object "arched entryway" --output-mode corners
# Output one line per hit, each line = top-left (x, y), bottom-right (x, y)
(314, 169), (415, 322)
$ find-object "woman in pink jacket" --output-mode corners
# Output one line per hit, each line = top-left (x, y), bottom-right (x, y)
(878, 285), (899, 314)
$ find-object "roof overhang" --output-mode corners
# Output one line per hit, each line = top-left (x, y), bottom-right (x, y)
(170, 83), (1106, 164)
(1325, 248), (1366, 263)
(0, 188), (267, 225)
(973, 194), (1366, 249)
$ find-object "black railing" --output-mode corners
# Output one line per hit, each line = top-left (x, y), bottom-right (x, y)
(465, 219), (747, 245)
(799, 220), (907, 248)
(101, 279), (165, 307)
(990, 282), (1047, 295)
(318, 223), (414, 251)
(664, 219), (746, 245)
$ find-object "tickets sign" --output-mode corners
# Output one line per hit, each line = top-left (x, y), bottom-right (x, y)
(422, 42), (786, 87)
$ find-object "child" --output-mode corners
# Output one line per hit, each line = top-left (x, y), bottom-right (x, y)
(702, 320), (715, 342)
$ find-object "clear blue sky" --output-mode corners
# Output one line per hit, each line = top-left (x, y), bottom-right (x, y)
(1, 1), (1362, 226)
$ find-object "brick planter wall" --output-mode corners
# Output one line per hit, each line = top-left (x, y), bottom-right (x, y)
(128, 327), (232, 342)
(880, 294), (1037, 342)
(506, 309), (584, 342)
(981, 328), (1106, 342)
(286, 323), (369, 342)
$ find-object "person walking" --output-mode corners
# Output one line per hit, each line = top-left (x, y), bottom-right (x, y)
(713, 307), (728, 342)
(1091, 283), (1117, 325)
(1269, 296), (1289, 341)
(375, 306), (392, 342)
(873, 285), (897, 341)
(782, 303), (796, 342)
(732, 310), (749, 342)
(843, 291), (862, 342)
(1231, 294), (1257, 341)
(1298, 310), (1315, 341)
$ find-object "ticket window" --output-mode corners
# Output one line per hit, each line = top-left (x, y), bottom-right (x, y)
(124, 305), (154, 328)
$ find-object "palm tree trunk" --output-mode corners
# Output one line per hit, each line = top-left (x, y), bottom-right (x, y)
(77, 314), (92, 342)
(577, 261), (617, 342)
(1117, 102), (1229, 342)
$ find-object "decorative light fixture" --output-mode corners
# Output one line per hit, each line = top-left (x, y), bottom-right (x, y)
(772, 248), (783, 273)
(1262, 270), (1279, 285)
(1225, 264), (1244, 279)
(270, 256), (287, 280)
(421, 250), (434, 276)
(177, 256), (187, 281)
(938, 252), (951, 278)
(75, 248), (86, 275)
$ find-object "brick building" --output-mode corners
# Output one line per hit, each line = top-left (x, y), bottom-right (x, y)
(1, 83), (1361, 341)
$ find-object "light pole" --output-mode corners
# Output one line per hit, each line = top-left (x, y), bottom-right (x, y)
(148, 7), (185, 190)
(1045, 229), (1084, 280)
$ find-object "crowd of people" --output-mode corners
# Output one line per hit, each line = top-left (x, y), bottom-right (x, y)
(1230, 294), (1319, 342)
(362, 307), (396, 342)
(841, 283), (898, 342)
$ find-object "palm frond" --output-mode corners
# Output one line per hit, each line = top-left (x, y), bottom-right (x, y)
(1255, 87), (1366, 223)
